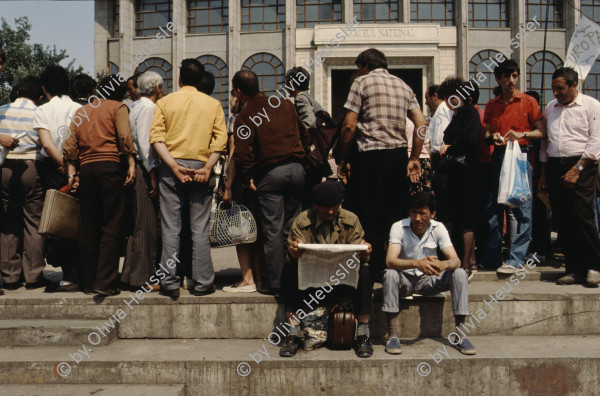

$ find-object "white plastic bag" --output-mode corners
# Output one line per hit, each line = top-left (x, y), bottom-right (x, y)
(498, 140), (532, 207)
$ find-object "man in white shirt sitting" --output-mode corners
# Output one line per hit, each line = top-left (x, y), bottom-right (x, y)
(382, 191), (475, 355)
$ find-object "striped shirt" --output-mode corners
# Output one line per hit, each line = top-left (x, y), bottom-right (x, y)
(0, 98), (41, 160)
(344, 68), (420, 152)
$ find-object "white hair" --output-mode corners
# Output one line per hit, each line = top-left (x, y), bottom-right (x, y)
(137, 71), (163, 96)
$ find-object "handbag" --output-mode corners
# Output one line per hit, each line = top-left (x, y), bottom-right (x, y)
(208, 202), (257, 248)
(327, 304), (355, 350)
(444, 153), (468, 167)
(38, 189), (80, 242)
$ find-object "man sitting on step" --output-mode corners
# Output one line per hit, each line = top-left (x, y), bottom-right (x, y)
(382, 191), (476, 355)
(280, 180), (373, 358)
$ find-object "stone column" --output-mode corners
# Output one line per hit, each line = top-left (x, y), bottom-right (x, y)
(401, 0), (409, 23)
(285, 0), (296, 71)
(511, 0), (525, 91)
(171, 0), (186, 90)
(456, 0), (468, 79)
(229, 0), (241, 74)
(343, 0), (353, 23)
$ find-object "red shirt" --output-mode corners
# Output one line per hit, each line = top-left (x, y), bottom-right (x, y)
(483, 90), (543, 147)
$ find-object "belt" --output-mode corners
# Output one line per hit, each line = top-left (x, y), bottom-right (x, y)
(547, 156), (580, 165)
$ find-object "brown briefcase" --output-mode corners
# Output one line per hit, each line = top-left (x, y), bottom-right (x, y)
(38, 189), (80, 242)
(328, 305), (355, 349)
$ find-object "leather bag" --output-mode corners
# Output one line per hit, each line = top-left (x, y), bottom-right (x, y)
(328, 304), (355, 349)
(38, 189), (80, 242)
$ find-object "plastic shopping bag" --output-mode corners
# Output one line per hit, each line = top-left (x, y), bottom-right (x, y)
(497, 140), (532, 207)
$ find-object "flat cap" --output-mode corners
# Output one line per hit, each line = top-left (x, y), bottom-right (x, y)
(311, 180), (345, 206)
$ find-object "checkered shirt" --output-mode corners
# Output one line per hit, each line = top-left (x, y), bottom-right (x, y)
(344, 68), (420, 152)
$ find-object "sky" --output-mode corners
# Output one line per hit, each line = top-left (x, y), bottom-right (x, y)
(0, 0), (94, 74)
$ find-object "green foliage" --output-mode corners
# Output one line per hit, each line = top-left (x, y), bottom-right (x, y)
(0, 17), (84, 104)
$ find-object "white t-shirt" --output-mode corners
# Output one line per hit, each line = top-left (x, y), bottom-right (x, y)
(129, 97), (159, 172)
(388, 218), (453, 276)
(33, 95), (81, 159)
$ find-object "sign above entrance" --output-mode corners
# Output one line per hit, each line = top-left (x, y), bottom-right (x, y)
(314, 24), (443, 45)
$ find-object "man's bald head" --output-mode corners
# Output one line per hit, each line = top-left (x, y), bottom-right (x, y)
(232, 70), (259, 97)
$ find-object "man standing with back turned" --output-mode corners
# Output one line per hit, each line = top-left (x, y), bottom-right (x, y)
(540, 67), (600, 287)
(150, 59), (227, 298)
(336, 48), (428, 283)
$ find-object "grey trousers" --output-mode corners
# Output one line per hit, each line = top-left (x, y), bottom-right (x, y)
(382, 268), (469, 316)
(158, 160), (214, 292)
(256, 162), (304, 289)
(0, 159), (45, 284)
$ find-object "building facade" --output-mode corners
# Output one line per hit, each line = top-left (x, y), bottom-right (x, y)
(95, 0), (600, 120)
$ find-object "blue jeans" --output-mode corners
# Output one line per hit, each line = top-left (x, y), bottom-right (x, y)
(484, 148), (533, 268)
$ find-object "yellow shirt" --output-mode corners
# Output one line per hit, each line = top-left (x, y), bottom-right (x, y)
(149, 86), (227, 161)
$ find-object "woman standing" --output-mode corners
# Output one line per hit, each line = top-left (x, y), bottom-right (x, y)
(63, 75), (136, 295)
(437, 77), (484, 278)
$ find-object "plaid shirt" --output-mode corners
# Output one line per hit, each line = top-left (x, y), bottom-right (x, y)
(344, 68), (419, 152)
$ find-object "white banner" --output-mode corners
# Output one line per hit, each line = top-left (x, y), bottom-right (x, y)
(564, 16), (600, 81)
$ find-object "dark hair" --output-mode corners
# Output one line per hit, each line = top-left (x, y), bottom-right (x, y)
(285, 67), (310, 91)
(197, 71), (215, 95)
(17, 76), (43, 102)
(426, 84), (440, 97)
(493, 59), (520, 80)
(493, 85), (502, 97)
(468, 80), (480, 104)
(409, 191), (436, 213)
(127, 72), (142, 88)
(41, 65), (70, 97)
(180, 58), (205, 86)
(70, 74), (97, 100)
(552, 67), (578, 86)
(232, 70), (259, 97)
(97, 75), (127, 101)
(437, 76), (465, 100)
(9, 84), (19, 103)
(355, 48), (387, 70)
(524, 90), (541, 104)
(0, 47), (5, 64)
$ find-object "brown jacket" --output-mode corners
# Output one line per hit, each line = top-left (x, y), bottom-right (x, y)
(64, 99), (136, 166)
(233, 93), (310, 178)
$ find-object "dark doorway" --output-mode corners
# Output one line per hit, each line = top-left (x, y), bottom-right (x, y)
(330, 68), (423, 123)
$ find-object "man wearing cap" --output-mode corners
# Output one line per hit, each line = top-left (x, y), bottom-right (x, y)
(280, 180), (374, 358)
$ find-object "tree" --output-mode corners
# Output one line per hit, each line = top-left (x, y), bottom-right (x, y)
(0, 17), (84, 104)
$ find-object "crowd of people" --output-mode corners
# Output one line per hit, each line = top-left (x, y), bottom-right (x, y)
(0, 46), (599, 358)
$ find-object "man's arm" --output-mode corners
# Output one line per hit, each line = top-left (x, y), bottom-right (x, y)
(38, 128), (64, 169)
(336, 111), (358, 184)
(407, 107), (426, 183)
(438, 245), (460, 271)
(504, 118), (546, 141)
(385, 243), (442, 276)
(152, 142), (196, 183)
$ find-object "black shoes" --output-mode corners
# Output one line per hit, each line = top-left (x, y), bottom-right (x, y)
(354, 335), (373, 358)
(25, 278), (48, 290)
(94, 289), (121, 296)
(189, 284), (216, 296)
(159, 287), (180, 299)
(279, 335), (301, 357)
(2, 282), (23, 291)
(257, 287), (280, 296)
(45, 282), (80, 293)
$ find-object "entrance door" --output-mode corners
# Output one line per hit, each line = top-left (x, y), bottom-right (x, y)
(330, 68), (423, 123)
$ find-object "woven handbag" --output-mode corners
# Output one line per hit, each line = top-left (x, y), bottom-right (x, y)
(209, 202), (257, 248)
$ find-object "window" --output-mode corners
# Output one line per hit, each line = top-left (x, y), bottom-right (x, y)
(135, 57), (173, 93)
(197, 55), (229, 116)
(297, 0), (342, 28)
(353, 0), (399, 24)
(135, 0), (172, 37)
(468, 0), (508, 28)
(241, 53), (285, 97)
(582, 0), (600, 23)
(526, 51), (563, 107)
(584, 59), (600, 101)
(109, 62), (120, 75)
(410, 0), (454, 26)
(112, 0), (120, 37)
(188, 0), (228, 33)
(469, 50), (502, 107)
(241, 0), (285, 32)
(526, 0), (562, 29)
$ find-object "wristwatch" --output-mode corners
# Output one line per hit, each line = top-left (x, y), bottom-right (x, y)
(575, 163), (584, 172)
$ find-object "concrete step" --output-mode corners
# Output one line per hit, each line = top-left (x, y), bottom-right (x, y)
(0, 319), (117, 347)
(1, 280), (599, 339)
(0, 384), (185, 396)
(0, 336), (597, 395)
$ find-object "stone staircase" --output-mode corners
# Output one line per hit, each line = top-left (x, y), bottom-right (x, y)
(0, 249), (598, 396)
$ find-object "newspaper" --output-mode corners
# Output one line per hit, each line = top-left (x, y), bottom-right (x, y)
(297, 244), (368, 290)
